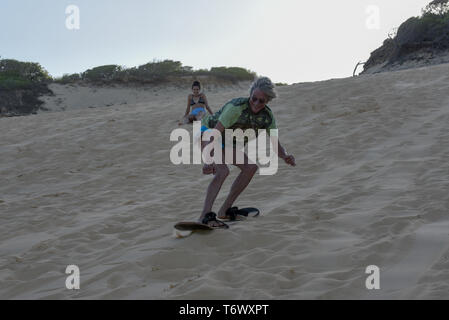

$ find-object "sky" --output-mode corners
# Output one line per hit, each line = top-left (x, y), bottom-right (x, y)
(0, 0), (432, 84)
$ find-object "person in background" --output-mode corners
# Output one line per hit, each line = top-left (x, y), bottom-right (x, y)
(179, 81), (213, 125)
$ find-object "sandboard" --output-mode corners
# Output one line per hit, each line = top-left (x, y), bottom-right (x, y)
(173, 222), (213, 239)
(222, 207), (260, 222)
(174, 222), (214, 231)
(173, 208), (260, 238)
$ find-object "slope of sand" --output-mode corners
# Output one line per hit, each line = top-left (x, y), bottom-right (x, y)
(1, 65), (449, 299)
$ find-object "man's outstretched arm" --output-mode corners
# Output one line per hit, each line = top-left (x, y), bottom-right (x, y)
(271, 136), (296, 167)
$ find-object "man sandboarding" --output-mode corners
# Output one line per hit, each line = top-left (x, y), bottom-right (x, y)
(176, 77), (296, 231)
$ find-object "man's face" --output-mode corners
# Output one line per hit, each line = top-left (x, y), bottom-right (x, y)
(249, 89), (268, 114)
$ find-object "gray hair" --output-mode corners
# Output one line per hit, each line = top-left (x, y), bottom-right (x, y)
(249, 77), (277, 102)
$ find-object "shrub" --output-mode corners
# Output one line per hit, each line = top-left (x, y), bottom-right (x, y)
(0, 59), (52, 83)
(135, 60), (183, 79)
(422, 0), (449, 16)
(82, 65), (123, 82)
(396, 17), (424, 45)
(209, 67), (256, 82)
(0, 73), (34, 90)
(4, 58), (259, 87)
(55, 73), (82, 84)
(395, 3), (449, 48)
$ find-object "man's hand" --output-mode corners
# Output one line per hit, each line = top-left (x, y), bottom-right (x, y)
(283, 155), (296, 167)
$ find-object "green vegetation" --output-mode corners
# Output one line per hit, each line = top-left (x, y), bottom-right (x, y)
(0, 58), (52, 116)
(420, 0), (449, 29)
(0, 58), (52, 90)
(422, 0), (449, 16)
(57, 73), (82, 84)
(83, 64), (123, 82)
(53, 59), (256, 85)
(208, 66), (256, 81)
(394, 0), (449, 47)
(0, 73), (34, 90)
(0, 56), (256, 104)
(1, 57), (256, 88)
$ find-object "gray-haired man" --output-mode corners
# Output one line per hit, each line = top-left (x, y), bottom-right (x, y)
(198, 77), (296, 228)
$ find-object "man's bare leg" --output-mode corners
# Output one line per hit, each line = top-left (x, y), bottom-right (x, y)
(217, 163), (257, 219)
(199, 141), (229, 226)
(217, 148), (258, 219)
(199, 164), (229, 222)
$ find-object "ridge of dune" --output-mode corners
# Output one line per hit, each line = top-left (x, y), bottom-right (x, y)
(1, 63), (449, 299)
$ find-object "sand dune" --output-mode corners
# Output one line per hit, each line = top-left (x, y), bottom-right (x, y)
(1, 64), (449, 299)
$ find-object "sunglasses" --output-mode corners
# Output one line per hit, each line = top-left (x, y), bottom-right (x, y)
(251, 96), (267, 105)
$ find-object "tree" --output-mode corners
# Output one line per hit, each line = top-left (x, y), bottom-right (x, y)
(422, 0), (449, 16)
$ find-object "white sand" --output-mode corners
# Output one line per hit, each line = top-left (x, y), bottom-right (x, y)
(1, 65), (449, 300)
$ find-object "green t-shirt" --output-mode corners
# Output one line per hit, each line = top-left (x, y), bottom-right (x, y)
(202, 97), (277, 134)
